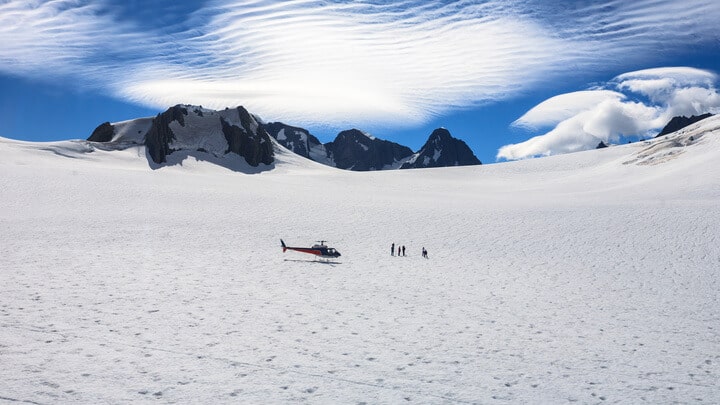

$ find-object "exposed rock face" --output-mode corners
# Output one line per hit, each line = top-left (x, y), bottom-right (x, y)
(88, 105), (484, 171)
(596, 141), (609, 149)
(400, 128), (481, 169)
(262, 122), (326, 161)
(221, 107), (274, 166)
(265, 124), (482, 171)
(144, 105), (187, 163)
(88, 105), (274, 167)
(657, 113), (713, 137)
(325, 129), (414, 171)
(88, 122), (115, 142)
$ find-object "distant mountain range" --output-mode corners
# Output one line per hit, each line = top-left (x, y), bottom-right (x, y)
(88, 104), (482, 170)
(87, 104), (712, 169)
(262, 123), (481, 170)
(88, 105), (274, 167)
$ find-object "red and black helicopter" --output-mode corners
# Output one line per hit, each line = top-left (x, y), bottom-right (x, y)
(281, 239), (341, 260)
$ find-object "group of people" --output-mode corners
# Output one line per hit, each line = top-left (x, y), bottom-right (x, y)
(391, 243), (428, 259)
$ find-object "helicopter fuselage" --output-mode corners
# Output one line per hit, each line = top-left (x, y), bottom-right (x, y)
(281, 239), (341, 258)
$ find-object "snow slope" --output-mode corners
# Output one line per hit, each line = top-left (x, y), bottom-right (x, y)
(1, 116), (719, 404)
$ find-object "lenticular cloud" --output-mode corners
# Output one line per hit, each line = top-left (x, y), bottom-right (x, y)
(497, 67), (720, 161)
(3, 1), (720, 132)
(117, 0), (575, 128)
(512, 91), (627, 130)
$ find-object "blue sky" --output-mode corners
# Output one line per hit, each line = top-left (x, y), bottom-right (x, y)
(1, 0), (720, 163)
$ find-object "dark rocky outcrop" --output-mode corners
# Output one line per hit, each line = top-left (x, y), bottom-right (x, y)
(141, 105), (273, 166)
(88, 105), (274, 167)
(262, 122), (323, 160)
(400, 128), (481, 169)
(88, 122), (115, 143)
(656, 113), (713, 137)
(144, 105), (188, 164)
(266, 123), (482, 171)
(221, 107), (274, 166)
(325, 129), (413, 171)
(596, 141), (609, 149)
(87, 105), (485, 171)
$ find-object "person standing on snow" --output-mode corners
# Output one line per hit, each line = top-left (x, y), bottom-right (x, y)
(391, 243), (395, 256)
(402, 245), (406, 256)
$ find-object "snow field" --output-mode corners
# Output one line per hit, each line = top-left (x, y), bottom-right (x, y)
(0, 120), (719, 403)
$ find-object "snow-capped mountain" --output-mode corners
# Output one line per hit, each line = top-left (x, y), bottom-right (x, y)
(400, 127), (481, 169)
(88, 105), (274, 167)
(325, 129), (414, 171)
(264, 123), (481, 171)
(87, 105), (482, 172)
(263, 124), (414, 170)
(260, 122), (332, 166)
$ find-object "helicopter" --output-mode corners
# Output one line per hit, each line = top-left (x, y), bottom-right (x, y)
(280, 239), (341, 260)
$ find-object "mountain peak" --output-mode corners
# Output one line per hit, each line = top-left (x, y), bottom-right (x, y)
(261, 122), (330, 164)
(88, 104), (274, 167)
(87, 105), (482, 172)
(657, 113), (713, 137)
(327, 129), (413, 171)
(336, 128), (375, 141)
(429, 127), (452, 139)
(400, 128), (481, 169)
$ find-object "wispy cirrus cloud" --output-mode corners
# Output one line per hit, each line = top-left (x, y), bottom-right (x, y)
(0, 0), (106, 77)
(0, 0), (155, 82)
(2, 0), (720, 131)
(118, 0), (577, 128)
(498, 67), (720, 161)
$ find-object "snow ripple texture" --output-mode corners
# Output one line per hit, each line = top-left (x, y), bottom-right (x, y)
(1, 117), (719, 404)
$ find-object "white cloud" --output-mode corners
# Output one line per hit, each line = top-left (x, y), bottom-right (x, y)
(616, 67), (716, 85)
(0, 0), (153, 82)
(618, 67), (720, 120)
(499, 97), (661, 160)
(498, 67), (720, 161)
(0, 0), (101, 76)
(116, 1), (577, 127)
(581, 99), (662, 139)
(615, 67), (717, 102)
(666, 87), (720, 118)
(512, 90), (626, 129)
(2, 1), (720, 131)
(498, 120), (589, 161)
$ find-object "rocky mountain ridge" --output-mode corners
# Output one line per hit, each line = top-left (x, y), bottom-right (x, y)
(263, 123), (482, 170)
(89, 105), (273, 167)
(88, 104), (482, 171)
(400, 128), (481, 169)
(656, 113), (714, 137)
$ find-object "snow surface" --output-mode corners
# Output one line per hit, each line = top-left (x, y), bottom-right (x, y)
(308, 143), (333, 167)
(432, 148), (441, 162)
(1, 116), (720, 404)
(355, 138), (370, 152)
